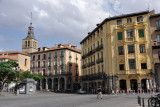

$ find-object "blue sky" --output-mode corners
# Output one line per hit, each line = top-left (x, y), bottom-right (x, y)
(0, 0), (160, 52)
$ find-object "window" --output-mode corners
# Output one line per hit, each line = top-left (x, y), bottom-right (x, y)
(54, 67), (57, 74)
(48, 59), (51, 67)
(156, 20), (160, 29)
(119, 64), (125, 70)
(37, 61), (40, 67)
(38, 55), (40, 60)
(101, 38), (103, 44)
(42, 61), (46, 67)
(141, 63), (147, 69)
(117, 20), (122, 25)
(48, 68), (51, 73)
(129, 59), (136, 70)
(140, 44), (145, 53)
(118, 46), (124, 55)
(128, 44), (134, 53)
(32, 62), (35, 68)
(25, 41), (27, 47)
(43, 54), (46, 59)
(139, 29), (144, 38)
(54, 59), (57, 66)
(127, 18), (132, 23)
(157, 34), (160, 43)
(127, 29), (134, 37)
(37, 69), (40, 74)
(54, 52), (57, 57)
(48, 53), (52, 58)
(25, 59), (27, 66)
(61, 67), (64, 73)
(158, 52), (160, 60)
(137, 16), (143, 22)
(43, 69), (45, 75)
(97, 41), (99, 47)
(118, 32), (123, 40)
(28, 41), (30, 47)
(61, 51), (64, 57)
(60, 58), (64, 65)
(32, 55), (35, 60)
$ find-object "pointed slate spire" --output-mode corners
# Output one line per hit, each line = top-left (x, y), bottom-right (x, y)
(25, 13), (36, 39)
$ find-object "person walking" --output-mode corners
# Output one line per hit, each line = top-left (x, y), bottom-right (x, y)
(97, 86), (102, 99)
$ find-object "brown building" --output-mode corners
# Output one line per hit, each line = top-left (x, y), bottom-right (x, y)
(30, 44), (81, 92)
(0, 51), (30, 71)
(150, 13), (160, 91)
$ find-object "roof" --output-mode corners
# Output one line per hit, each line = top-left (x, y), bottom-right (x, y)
(31, 44), (81, 54)
(0, 51), (30, 56)
(80, 10), (150, 44)
(22, 78), (36, 83)
(150, 13), (160, 18)
(0, 55), (17, 61)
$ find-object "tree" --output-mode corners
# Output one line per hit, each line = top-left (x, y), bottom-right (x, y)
(20, 71), (42, 81)
(0, 60), (18, 92)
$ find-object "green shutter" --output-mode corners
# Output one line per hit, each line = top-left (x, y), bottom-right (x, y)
(139, 29), (144, 38)
(118, 32), (123, 40)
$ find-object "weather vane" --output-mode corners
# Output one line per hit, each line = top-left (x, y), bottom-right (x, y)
(30, 12), (32, 25)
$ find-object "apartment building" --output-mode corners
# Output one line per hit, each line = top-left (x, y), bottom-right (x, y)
(30, 44), (81, 92)
(150, 13), (160, 91)
(80, 10), (155, 93)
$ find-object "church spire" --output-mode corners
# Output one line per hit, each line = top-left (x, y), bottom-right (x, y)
(25, 12), (35, 39)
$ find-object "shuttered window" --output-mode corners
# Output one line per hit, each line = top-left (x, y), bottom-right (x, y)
(139, 29), (144, 38)
(118, 32), (123, 40)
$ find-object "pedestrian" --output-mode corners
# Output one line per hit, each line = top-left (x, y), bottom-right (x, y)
(97, 86), (102, 99)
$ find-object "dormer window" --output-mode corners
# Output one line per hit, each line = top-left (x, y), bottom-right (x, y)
(117, 20), (122, 25)
(127, 18), (132, 23)
(137, 16), (143, 22)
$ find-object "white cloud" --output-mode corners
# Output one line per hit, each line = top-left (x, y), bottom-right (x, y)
(0, 0), (160, 50)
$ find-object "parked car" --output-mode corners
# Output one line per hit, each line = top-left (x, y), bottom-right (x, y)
(77, 89), (87, 94)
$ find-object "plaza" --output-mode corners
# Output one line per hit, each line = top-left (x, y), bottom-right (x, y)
(0, 91), (156, 107)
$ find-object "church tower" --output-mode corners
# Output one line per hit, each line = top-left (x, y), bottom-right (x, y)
(22, 21), (38, 53)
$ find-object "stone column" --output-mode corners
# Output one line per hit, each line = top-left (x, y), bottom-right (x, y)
(52, 78), (54, 90)
(46, 78), (48, 90)
(127, 79), (131, 92)
(40, 79), (42, 90)
(58, 78), (60, 90)
(64, 77), (67, 91)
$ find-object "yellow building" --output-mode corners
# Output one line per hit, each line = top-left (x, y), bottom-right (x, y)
(80, 10), (155, 93)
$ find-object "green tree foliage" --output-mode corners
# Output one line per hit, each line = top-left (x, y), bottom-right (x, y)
(20, 71), (42, 81)
(0, 60), (18, 83)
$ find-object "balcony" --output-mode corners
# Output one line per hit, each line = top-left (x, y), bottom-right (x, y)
(67, 72), (72, 75)
(37, 66), (40, 68)
(60, 63), (64, 66)
(32, 58), (35, 61)
(42, 65), (46, 68)
(31, 66), (35, 69)
(81, 72), (106, 81)
(126, 37), (135, 42)
(82, 54), (87, 59)
(54, 56), (57, 58)
(43, 72), (49, 76)
(96, 44), (103, 52)
(42, 57), (46, 60)
(82, 65), (86, 69)
(37, 58), (40, 60)
(48, 65), (51, 67)
(48, 56), (51, 59)
(69, 55), (72, 58)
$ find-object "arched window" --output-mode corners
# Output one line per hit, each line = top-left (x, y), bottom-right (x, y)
(25, 41), (27, 47)
(28, 41), (30, 47)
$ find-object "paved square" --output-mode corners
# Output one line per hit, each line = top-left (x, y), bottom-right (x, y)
(0, 91), (156, 107)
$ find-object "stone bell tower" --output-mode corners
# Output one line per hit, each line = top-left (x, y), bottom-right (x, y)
(22, 14), (38, 53)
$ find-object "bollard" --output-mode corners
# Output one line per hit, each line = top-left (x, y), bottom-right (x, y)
(139, 97), (141, 106)
(138, 96), (139, 104)
(148, 99), (150, 107)
(142, 98), (145, 107)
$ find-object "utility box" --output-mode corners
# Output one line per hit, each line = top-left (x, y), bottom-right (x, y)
(19, 78), (36, 94)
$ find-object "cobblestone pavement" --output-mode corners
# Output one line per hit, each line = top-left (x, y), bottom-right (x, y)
(0, 91), (157, 107)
